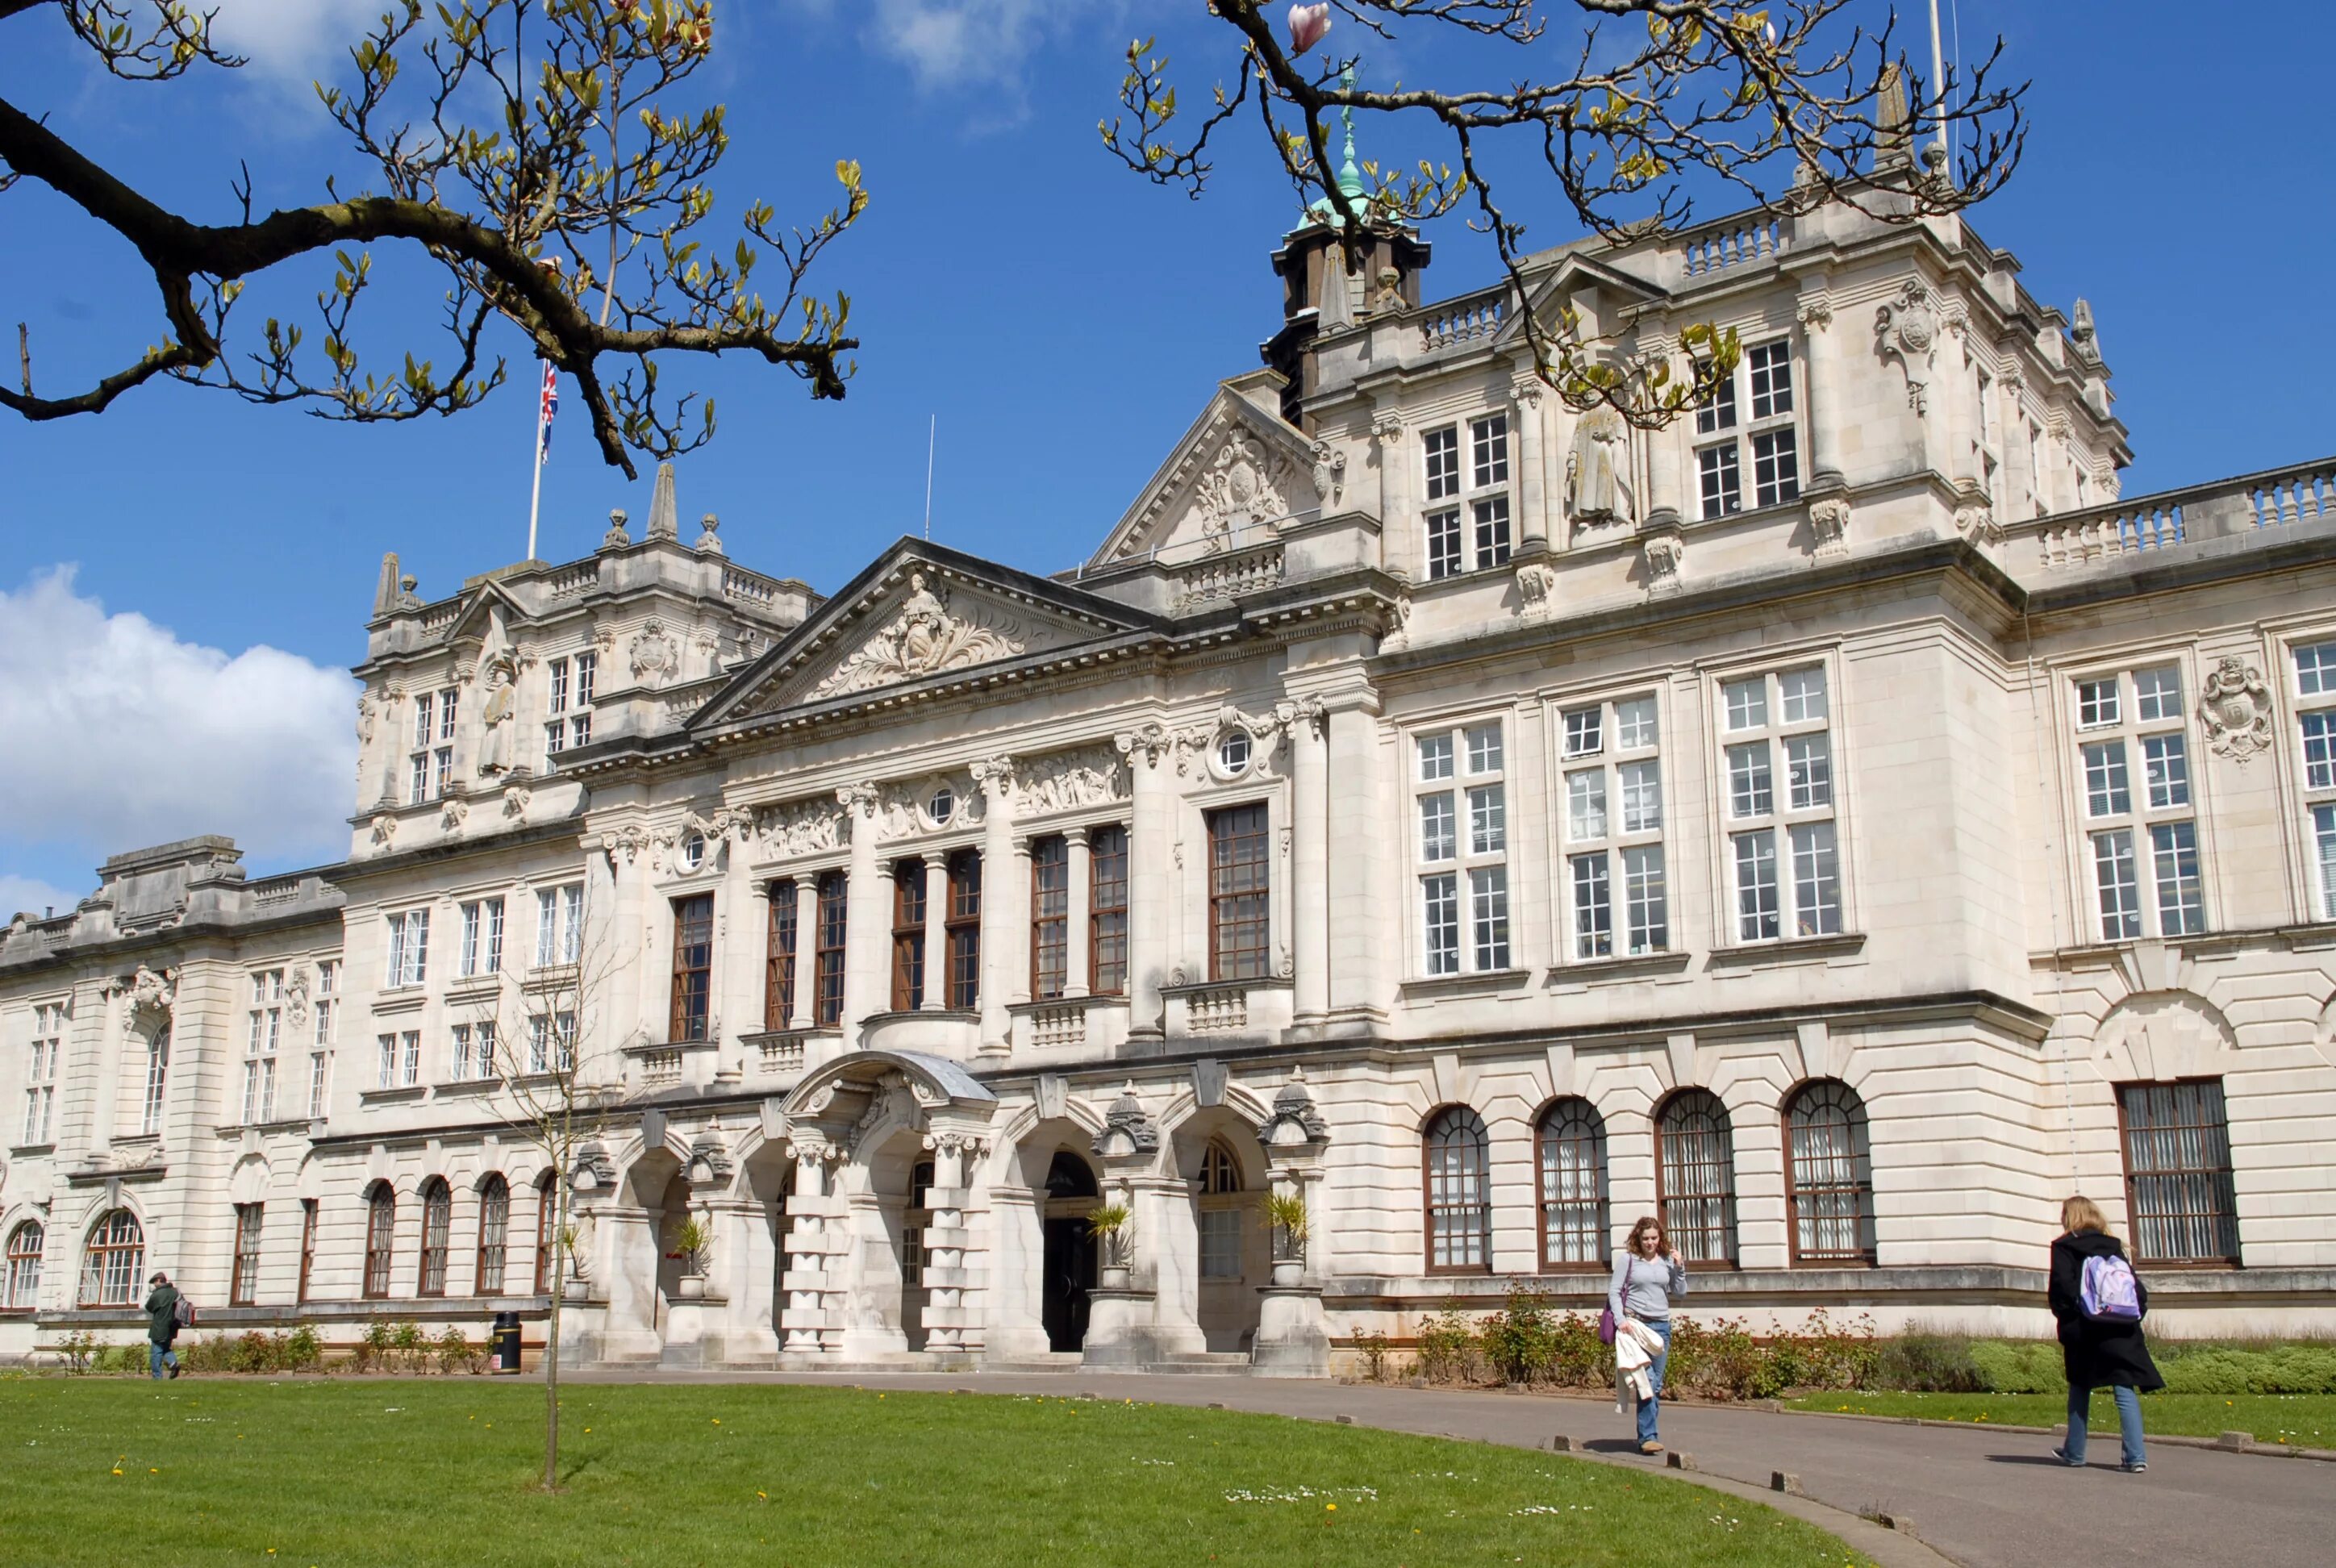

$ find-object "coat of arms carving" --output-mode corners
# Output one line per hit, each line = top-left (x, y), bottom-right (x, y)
(2198, 656), (2272, 760)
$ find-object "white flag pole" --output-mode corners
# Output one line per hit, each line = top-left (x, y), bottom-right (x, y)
(527, 414), (546, 562)
(924, 415), (936, 541)
(1928, 0), (1950, 164)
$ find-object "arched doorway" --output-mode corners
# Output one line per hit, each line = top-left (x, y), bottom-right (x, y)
(1041, 1149), (1099, 1352)
(1187, 1136), (1264, 1353)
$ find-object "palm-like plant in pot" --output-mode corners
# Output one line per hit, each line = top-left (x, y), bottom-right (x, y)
(1087, 1203), (1134, 1288)
(668, 1215), (715, 1299)
(1265, 1191), (1310, 1287)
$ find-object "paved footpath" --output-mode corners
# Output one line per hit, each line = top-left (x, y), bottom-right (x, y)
(565, 1367), (2334, 1568)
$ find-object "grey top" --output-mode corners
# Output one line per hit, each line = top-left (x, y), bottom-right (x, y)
(1608, 1249), (1687, 1321)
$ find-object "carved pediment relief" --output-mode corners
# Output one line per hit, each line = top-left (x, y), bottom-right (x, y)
(1098, 390), (1325, 565)
(1014, 744), (1130, 817)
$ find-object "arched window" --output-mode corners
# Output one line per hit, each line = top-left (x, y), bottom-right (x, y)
(1784, 1080), (1875, 1264)
(5, 1221), (44, 1309)
(1196, 1141), (1244, 1279)
(533, 1172), (557, 1294)
(1045, 1149), (1099, 1200)
(363, 1184), (396, 1299)
(1535, 1099), (1608, 1270)
(475, 1175), (511, 1296)
(1423, 1107), (1491, 1273)
(78, 1209), (144, 1307)
(417, 1178), (452, 1296)
(1656, 1090), (1737, 1266)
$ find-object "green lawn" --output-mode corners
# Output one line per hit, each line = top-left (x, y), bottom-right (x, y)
(0, 1379), (1869, 1567)
(1783, 1389), (2336, 1447)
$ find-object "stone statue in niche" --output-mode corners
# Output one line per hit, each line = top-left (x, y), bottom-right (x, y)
(474, 661), (518, 774)
(1566, 407), (1632, 526)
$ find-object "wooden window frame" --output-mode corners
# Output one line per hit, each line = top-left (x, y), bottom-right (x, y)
(1654, 1089), (1740, 1268)
(2115, 1077), (2242, 1268)
(4, 1220), (43, 1312)
(945, 849), (982, 1010)
(667, 893), (715, 1044)
(417, 1178), (452, 1298)
(891, 861), (927, 1011)
(1089, 824), (1130, 995)
(533, 1174), (557, 1295)
(764, 880), (799, 1032)
(79, 1209), (144, 1307)
(1782, 1079), (1876, 1266)
(476, 1174), (511, 1296)
(813, 871), (848, 1027)
(1196, 1141), (1245, 1281)
(297, 1199), (318, 1305)
(1030, 836), (1069, 1001)
(1533, 1097), (1609, 1272)
(362, 1186), (396, 1299)
(1421, 1106), (1493, 1274)
(230, 1203), (263, 1307)
(1207, 802), (1273, 982)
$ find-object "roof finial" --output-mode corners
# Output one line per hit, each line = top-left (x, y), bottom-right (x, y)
(1336, 64), (1364, 202)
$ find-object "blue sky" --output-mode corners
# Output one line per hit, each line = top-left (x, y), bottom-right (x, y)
(3, 1), (2331, 912)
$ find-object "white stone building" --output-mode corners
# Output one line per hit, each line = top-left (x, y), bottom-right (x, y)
(6, 181), (2334, 1373)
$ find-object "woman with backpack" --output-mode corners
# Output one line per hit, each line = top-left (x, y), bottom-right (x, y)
(2047, 1195), (2160, 1472)
(1607, 1215), (1687, 1456)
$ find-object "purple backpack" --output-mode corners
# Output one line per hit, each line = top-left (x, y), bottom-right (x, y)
(2079, 1253), (2142, 1324)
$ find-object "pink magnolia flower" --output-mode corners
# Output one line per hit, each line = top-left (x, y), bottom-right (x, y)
(1288, 3), (1332, 56)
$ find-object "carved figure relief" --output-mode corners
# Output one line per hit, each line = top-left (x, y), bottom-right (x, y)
(1641, 531), (1685, 593)
(1514, 562), (1558, 618)
(1309, 440), (1346, 511)
(629, 619), (681, 686)
(1809, 497), (1851, 556)
(355, 695), (376, 746)
(439, 796), (469, 832)
(1016, 745), (1128, 815)
(284, 964), (312, 1027)
(1875, 280), (1941, 414)
(120, 965), (177, 1036)
(809, 573), (1027, 700)
(502, 782), (532, 820)
(609, 824), (654, 864)
(1191, 426), (1295, 553)
(369, 814), (398, 853)
(1565, 407), (1632, 527)
(2199, 657), (2273, 760)
(474, 660), (517, 774)
(757, 799), (846, 857)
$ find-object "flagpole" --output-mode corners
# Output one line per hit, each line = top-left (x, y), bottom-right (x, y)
(923, 415), (936, 541)
(1928, 0), (1950, 164)
(527, 424), (546, 563)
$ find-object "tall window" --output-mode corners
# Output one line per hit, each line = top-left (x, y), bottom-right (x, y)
(449, 1021), (495, 1082)
(1413, 721), (1510, 976)
(527, 1011), (575, 1074)
(231, 1203), (263, 1306)
(2290, 640), (2336, 919)
(1784, 1081), (1875, 1264)
(945, 850), (982, 1009)
(1656, 1090), (1738, 1266)
(813, 871), (848, 1026)
(2117, 1079), (2241, 1266)
(1535, 1099), (1608, 1269)
(242, 968), (283, 1125)
(1030, 836), (1069, 1000)
(1090, 825), (1129, 995)
(1207, 802), (1272, 981)
(297, 1199), (318, 1305)
(476, 1174), (511, 1295)
(22, 1000), (63, 1145)
(418, 1178), (452, 1297)
(1721, 664), (1842, 943)
(1558, 692), (1669, 960)
(1196, 1141), (1244, 1279)
(409, 686), (457, 803)
(534, 1172), (558, 1294)
(385, 907), (430, 988)
(669, 894), (714, 1042)
(763, 880), (799, 1031)
(535, 884), (582, 968)
(79, 1209), (144, 1307)
(891, 862), (928, 1011)
(309, 960), (337, 1120)
(363, 1185), (396, 1299)
(1422, 414), (1512, 579)
(1423, 1107), (1491, 1272)
(544, 651), (594, 765)
(6, 1221), (45, 1310)
(2074, 663), (2205, 940)
(139, 1028), (171, 1135)
(1696, 339), (1800, 518)
(376, 1030), (421, 1089)
(459, 897), (506, 977)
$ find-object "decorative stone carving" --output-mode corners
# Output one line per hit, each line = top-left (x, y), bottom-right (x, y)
(809, 573), (1025, 699)
(609, 824), (654, 863)
(922, 1128), (990, 1160)
(757, 799), (846, 857)
(369, 814), (398, 853)
(1016, 745), (1128, 815)
(1809, 497), (1852, 557)
(1112, 723), (1173, 769)
(694, 513), (724, 556)
(1796, 295), (1834, 332)
(284, 964), (312, 1027)
(1172, 701), (1318, 778)
(1308, 440), (1346, 510)
(355, 695), (376, 746)
(474, 659), (518, 774)
(1875, 279), (1941, 414)
(1092, 1083), (1160, 1160)
(120, 965), (176, 1036)
(684, 1134), (735, 1186)
(502, 782), (532, 820)
(969, 756), (1017, 802)
(1191, 425), (1296, 553)
(1514, 561), (1558, 618)
(836, 782), (882, 820)
(1641, 530), (1685, 592)
(603, 508), (632, 550)
(1566, 406), (1632, 525)
(1953, 497), (2003, 547)
(570, 1144), (618, 1191)
(686, 807), (753, 844)
(629, 619), (681, 686)
(868, 775), (984, 841)
(2199, 657), (2273, 760)
(1261, 1069), (1330, 1151)
(439, 795), (469, 832)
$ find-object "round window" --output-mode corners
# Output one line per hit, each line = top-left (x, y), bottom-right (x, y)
(928, 786), (956, 826)
(1216, 731), (1252, 774)
(682, 831), (706, 870)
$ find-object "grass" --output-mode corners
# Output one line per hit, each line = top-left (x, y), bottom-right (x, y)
(1783, 1389), (2336, 1446)
(0, 1379), (1873, 1567)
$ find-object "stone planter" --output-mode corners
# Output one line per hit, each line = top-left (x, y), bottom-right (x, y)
(1099, 1263), (1132, 1291)
(1270, 1257), (1304, 1288)
(677, 1274), (707, 1300)
(561, 1277), (592, 1302)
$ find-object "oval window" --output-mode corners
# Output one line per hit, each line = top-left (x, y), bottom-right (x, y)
(682, 831), (706, 870)
(1216, 731), (1252, 775)
(928, 786), (956, 826)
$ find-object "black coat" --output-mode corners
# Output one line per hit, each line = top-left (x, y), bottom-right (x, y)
(2047, 1231), (2163, 1391)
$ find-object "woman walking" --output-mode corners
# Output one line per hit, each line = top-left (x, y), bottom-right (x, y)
(1609, 1215), (1687, 1455)
(2047, 1195), (2160, 1472)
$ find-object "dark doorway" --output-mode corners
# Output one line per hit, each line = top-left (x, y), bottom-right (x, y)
(1041, 1149), (1100, 1353)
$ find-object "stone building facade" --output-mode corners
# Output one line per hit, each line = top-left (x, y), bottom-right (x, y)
(6, 185), (2334, 1372)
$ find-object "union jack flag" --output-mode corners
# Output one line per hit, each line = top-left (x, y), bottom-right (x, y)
(536, 362), (560, 462)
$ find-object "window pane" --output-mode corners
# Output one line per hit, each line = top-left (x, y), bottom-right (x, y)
(1657, 1092), (1737, 1266)
(2303, 711), (2336, 790)
(2092, 829), (2141, 940)
(1722, 677), (1767, 732)
(1622, 844), (1669, 953)
(1423, 426), (1460, 500)
(1727, 741), (1773, 818)
(1562, 707), (1603, 757)
(1417, 734), (1454, 781)
(2315, 804), (2336, 920)
(1787, 1082), (1874, 1262)
(1469, 866), (1510, 970)
(1208, 803), (1272, 981)
(1789, 821), (1843, 936)
(1779, 666), (1829, 724)
(1614, 696), (1658, 749)
(1537, 1101), (1608, 1267)
(2118, 1080), (2239, 1264)
(1426, 509), (1462, 579)
(1419, 792), (1456, 861)
(1089, 825), (1130, 995)
(1752, 427), (1800, 507)
(1566, 769), (1608, 840)
(1467, 784), (1506, 855)
(1696, 368), (1737, 434)
(1465, 724), (1504, 774)
(1784, 734), (1831, 810)
(1199, 1208), (1243, 1279)
(2142, 734), (2190, 809)
(1470, 413), (1509, 487)
(2149, 821), (2205, 936)
(1697, 443), (1742, 518)
(2075, 678), (2120, 728)
(1571, 853), (1612, 959)
(2296, 642), (2336, 696)
(1421, 874), (1459, 976)
(1618, 759), (1662, 833)
(1472, 495), (1512, 565)
(1748, 340), (1793, 419)
(1425, 1109), (1491, 1270)
(2133, 665), (2183, 722)
(1733, 831), (1779, 941)
(2082, 740), (2131, 818)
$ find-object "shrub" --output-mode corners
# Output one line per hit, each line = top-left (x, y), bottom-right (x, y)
(1415, 1307), (1479, 1384)
(354, 1319), (394, 1373)
(93, 1344), (145, 1375)
(1970, 1340), (2063, 1394)
(436, 1326), (477, 1375)
(56, 1329), (98, 1374)
(1478, 1290), (1556, 1386)
(1546, 1312), (1607, 1388)
(1872, 1333), (1984, 1393)
(1354, 1330), (1393, 1382)
(390, 1320), (427, 1374)
(285, 1325), (323, 1371)
(2154, 1344), (2336, 1395)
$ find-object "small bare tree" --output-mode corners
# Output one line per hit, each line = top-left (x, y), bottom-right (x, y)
(473, 878), (628, 1492)
(1, 1), (865, 473)
(1104, 0), (2027, 423)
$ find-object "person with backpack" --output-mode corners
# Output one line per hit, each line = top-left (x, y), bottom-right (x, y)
(1606, 1215), (1688, 1456)
(142, 1271), (186, 1380)
(2047, 1195), (2159, 1472)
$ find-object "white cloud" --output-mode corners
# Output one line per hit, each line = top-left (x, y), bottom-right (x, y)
(0, 567), (357, 872)
(205, 0), (380, 80)
(865, 0), (1095, 91)
(0, 874), (78, 924)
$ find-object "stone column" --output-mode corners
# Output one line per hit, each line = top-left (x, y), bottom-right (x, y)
(1796, 294), (1845, 492)
(974, 760), (1016, 1053)
(1289, 702), (1330, 1029)
(1322, 691), (1389, 1025)
(778, 1142), (841, 1354)
(837, 786), (884, 1037)
(1116, 728), (1174, 1046)
(589, 836), (640, 1077)
(1641, 381), (1683, 529)
(1064, 827), (1093, 999)
(745, 878), (772, 1043)
(1512, 378), (1550, 553)
(1372, 411), (1409, 574)
(1944, 316), (1979, 494)
(918, 1130), (982, 1351)
(920, 851), (949, 1012)
(789, 878), (818, 1028)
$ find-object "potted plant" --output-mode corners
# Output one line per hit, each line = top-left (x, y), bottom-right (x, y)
(669, 1215), (714, 1299)
(1087, 1203), (1133, 1290)
(1266, 1191), (1310, 1287)
(558, 1224), (592, 1300)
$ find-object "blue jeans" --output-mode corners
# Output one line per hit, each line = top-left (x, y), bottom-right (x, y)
(2065, 1383), (2145, 1467)
(148, 1341), (177, 1379)
(1634, 1319), (1672, 1445)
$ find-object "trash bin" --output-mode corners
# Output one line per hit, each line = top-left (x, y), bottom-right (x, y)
(491, 1312), (523, 1374)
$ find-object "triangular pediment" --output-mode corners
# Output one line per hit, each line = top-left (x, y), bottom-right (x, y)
(690, 540), (1161, 728)
(1088, 373), (1329, 569)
